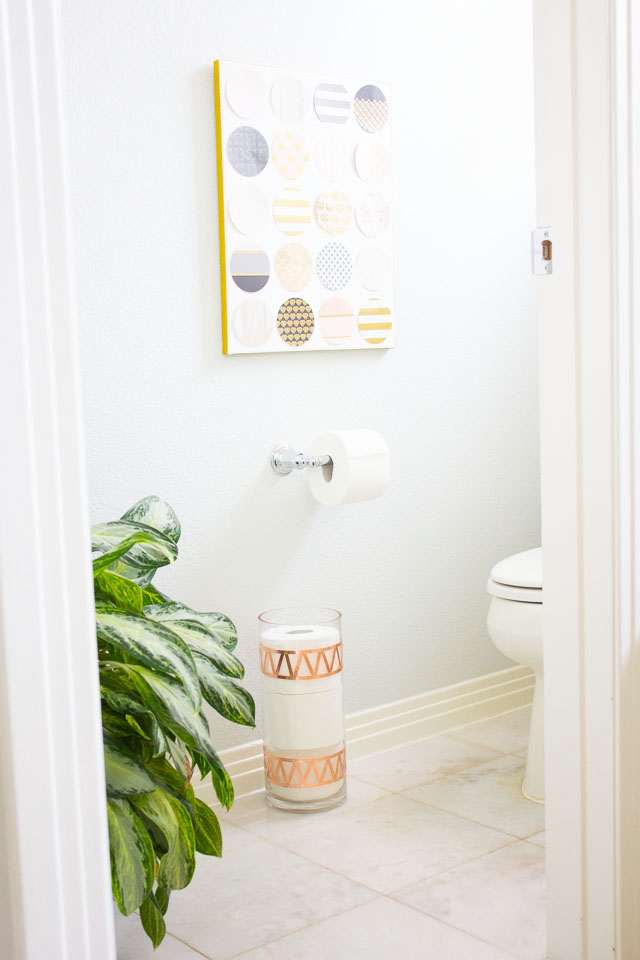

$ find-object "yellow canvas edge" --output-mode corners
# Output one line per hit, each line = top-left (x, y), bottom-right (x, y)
(213, 60), (228, 355)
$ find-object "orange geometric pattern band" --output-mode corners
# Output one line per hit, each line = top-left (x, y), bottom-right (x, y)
(264, 745), (346, 789)
(259, 641), (343, 680)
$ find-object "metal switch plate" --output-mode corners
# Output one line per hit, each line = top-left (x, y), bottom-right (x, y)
(532, 227), (553, 275)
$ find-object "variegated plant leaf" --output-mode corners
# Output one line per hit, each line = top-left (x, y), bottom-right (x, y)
(95, 607), (201, 711)
(143, 602), (237, 650)
(141, 583), (171, 606)
(103, 735), (155, 798)
(192, 653), (256, 727)
(121, 496), (181, 543)
(120, 664), (234, 809)
(144, 613), (243, 679)
(107, 798), (155, 915)
(140, 893), (166, 949)
(131, 788), (195, 891)
(94, 569), (143, 613)
(193, 798), (222, 857)
(92, 520), (178, 580)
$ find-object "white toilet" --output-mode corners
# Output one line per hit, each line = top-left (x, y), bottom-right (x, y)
(486, 547), (544, 802)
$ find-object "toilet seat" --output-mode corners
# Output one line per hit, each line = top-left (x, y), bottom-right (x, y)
(487, 547), (542, 603)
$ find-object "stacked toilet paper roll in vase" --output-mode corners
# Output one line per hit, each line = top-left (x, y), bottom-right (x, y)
(259, 608), (346, 811)
(307, 429), (389, 506)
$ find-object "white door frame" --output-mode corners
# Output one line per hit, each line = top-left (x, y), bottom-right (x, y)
(534, 0), (639, 957)
(1, 1), (637, 958)
(0, 0), (115, 957)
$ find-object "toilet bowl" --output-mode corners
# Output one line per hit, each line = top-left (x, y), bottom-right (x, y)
(486, 547), (544, 802)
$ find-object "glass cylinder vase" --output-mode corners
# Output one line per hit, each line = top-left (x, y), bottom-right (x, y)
(259, 607), (346, 812)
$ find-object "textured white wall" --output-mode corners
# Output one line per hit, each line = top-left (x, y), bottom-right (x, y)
(62, 0), (539, 749)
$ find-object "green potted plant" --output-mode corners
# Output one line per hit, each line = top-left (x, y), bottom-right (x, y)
(92, 495), (255, 948)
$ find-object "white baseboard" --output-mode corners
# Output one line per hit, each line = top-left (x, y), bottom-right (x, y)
(194, 664), (535, 804)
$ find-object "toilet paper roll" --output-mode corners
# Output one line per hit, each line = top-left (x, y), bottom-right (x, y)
(307, 429), (390, 506)
(263, 689), (344, 751)
(260, 623), (342, 693)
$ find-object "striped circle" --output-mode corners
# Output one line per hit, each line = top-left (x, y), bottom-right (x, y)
(354, 85), (389, 133)
(274, 242), (312, 291)
(318, 297), (354, 346)
(232, 299), (272, 348)
(230, 243), (269, 293)
(358, 297), (392, 345)
(227, 126), (269, 178)
(277, 298), (314, 346)
(315, 132), (349, 182)
(316, 242), (352, 291)
(273, 187), (311, 236)
(314, 82), (350, 125)
(272, 130), (311, 180)
(355, 192), (390, 238)
(315, 191), (352, 236)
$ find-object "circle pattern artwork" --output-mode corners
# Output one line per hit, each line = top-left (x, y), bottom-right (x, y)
(314, 82), (350, 124)
(315, 191), (352, 236)
(273, 187), (311, 236)
(226, 68), (266, 119)
(272, 130), (311, 179)
(274, 242), (312, 291)
(316, 242), (352, 291)
(353, 84), (389, 133)
(277, 298), (315, 346)
(358, 297), (392, 345)
(227, 126), (269, 177)
(230, 243), (270, 293)
(356, 245), (391, 291)
(355, 139), (389, 184)
(271, 75), (305, 124)
(228, 184), (269, 235)
(233, 299), (272, 348)
(318, 297), (355, 346)
(315, 132), (350, 182)
(355, 192), (390, 238)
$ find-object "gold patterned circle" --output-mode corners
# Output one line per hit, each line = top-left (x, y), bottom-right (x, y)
(274, 242), (312, 291)
(315, 191), (352, 236)
(271, 129), (311, 180)
(277, 297), (315, 347)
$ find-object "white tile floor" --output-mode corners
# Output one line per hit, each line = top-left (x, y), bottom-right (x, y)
(115, 706), (546, 960)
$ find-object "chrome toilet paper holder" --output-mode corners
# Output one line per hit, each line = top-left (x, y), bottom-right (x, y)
(271, 442), (332, 477)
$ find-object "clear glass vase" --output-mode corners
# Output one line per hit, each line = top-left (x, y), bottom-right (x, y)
(258, 607), (347, 812)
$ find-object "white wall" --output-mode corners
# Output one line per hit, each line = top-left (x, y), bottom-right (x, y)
(61, 0), (539, 749)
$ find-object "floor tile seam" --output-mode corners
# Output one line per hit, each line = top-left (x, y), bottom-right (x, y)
(399, 791), (541, 840)
(224, 894), (387, 959)
(446, 732), (527, 754)
(222, 790), (390, 840)
(163, 930), (219, 959)
(385, 835), (520, 894)
(354, 752), (520, 795)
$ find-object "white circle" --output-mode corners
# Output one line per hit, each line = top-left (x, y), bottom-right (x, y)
(315, 132), (350, 182)
(226, 69), (266, 119)
(356, 245), (391, 291)
(355, 139), (390, 185)
(271, 75), (305, 124)
(355, 192), (390, 238)
(232, 299), (272, 348)
(228, 185), (269, 235)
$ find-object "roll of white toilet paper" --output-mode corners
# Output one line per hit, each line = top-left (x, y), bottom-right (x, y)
(263, 689), (344, 751)
(260, 623), (342, 694)
(307, 429), (390, 506)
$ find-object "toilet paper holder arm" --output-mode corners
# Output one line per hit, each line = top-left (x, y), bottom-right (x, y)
(271, 443), (332, 477)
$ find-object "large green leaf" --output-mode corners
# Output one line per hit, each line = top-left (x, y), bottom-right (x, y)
(101, 685), (147, 716)
(107, 799), (155, 915)
(94, 569), (143, 613)
(121, 495), (181, 543)
(103, 735), (155, 798)
(121, 665), (234, 809)
(140, 893), (166, 949)
(143, 602), (237, 651)
(141, 583), (171, 606)
(146, 756), (193, 798)
(91, 521), (178, 580)
(144, 612), (244, 679)
(95, 607), (201, 710)
(131, 789), (195, 890)
(193, 653), (256, 727)
(193, 798), (222, 857)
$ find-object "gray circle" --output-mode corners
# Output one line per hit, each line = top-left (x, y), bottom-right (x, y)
(227, 126), (269, 177)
